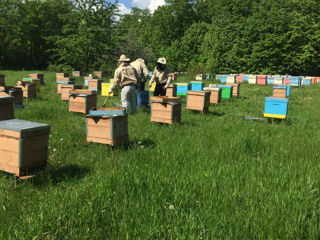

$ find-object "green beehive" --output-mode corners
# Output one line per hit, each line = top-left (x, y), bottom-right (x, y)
(217, 85), (233, 99)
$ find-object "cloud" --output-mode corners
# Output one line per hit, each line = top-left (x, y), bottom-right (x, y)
(118, 3), (131, 15)
(132, 0), (166, 13)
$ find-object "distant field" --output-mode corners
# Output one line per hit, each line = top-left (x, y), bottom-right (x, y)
(1, 71), (320, 239)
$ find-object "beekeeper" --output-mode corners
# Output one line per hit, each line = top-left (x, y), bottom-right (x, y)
(131, 58), (149, 91)
(148, 58), (171, 96)
(109, 54), (139, 113)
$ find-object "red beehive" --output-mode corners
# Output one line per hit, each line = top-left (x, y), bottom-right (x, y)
(257, 75), (267, 85)
(236, 75), (242, 83)
(283, 78), (290, 85)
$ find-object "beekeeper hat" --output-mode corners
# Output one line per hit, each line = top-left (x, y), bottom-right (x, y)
(156, 58), (167, 65)
(118, 54), (131, 62)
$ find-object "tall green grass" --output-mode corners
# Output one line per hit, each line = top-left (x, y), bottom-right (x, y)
(1, 71), (320, 239)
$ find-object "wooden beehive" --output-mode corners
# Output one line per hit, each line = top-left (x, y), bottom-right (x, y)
(22, 78), (41, 93)
(72, 71), (80, 77)
(61, 84), (83, 101)
(88, 79), (102, 92)
(0, 119), (50, 177)
(86, 107), (128, 146)
(0, 96), (14, 120)
(16, 82), (37, 98)
(273, 87), (287, 98)
(0, 74), (5, 86)
(186, 91), (210, 113)
(69, 90), (97, 114)
(29, 74), (44, 85)
(56, 73), (69, 81)
(166, 84), (177, 97)
(150, 96), (181, 124)
(9, 87), (23, 105)
(94, 71), (106, 79)
(226, 83), (240, 97)
(203, 87), (221, 104)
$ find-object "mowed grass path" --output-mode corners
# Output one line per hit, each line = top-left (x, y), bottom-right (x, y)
(1, 71), (320, 239)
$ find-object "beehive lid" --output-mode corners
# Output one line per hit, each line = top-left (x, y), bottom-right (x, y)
(151, 96), (181, 103)
(0, 95), (14, 102)
(217, 85), (232, 89)
(191, 81), (203, 84)
(273, 86), (286, 89)
(101, 83), (111, 86)
(70, 89), (96, 95)
(203, 87), (220, 91)
(57, 81), (75, 84)
(22, 78), (36, 81)
(176, 83), (190, 86)
(0, 119), (50, 138)
(187, 90), (210, 96)
(265, 97), (288, 102)
(88, 107), (126, 117)
(168, 84), (177, 87)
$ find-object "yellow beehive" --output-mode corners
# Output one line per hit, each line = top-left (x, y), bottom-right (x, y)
(101, 83), (114, 96)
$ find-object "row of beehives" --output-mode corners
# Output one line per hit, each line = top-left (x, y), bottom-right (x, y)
(216, 74), (320, 86)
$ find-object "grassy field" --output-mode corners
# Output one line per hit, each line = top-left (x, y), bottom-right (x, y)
(1, 71), (320, 239)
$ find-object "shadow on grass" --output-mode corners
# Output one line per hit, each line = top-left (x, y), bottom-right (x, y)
(113, 138), (156, 150)
(267, 118), (292, 125)
(29, 164), (90, 187)
(188, 110), (225, 117)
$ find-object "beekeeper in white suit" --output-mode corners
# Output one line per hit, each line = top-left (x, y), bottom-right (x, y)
(148, 57), (171, 96)
(109, 54), (139, 113)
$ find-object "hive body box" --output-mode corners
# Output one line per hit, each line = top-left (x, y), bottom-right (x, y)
(16, 83), (37, 98)
(217, 85), (233, 99)
(196, 74), (204, 81)
(273, 77), (283, 85)
(22, 78), (41, 93)
(56, 73), (69, 81)
(150, 96), (181, 124)
(203, 87), (221, 104)
(236, 75), (242, 83)
(94, 71), (106, 79)
(61, 84), (83, 101)
(191, 82), (204, 91)
(166, 84), (177, 97)
(57, 79), (75, 94)
(69, 90), (97, 114)
(301, 78), (311, 86)
(186, 91), (210, 113)
(0, 119), (50, 177)
(257, 75), (267, 85)
(242, 75), (249, 82)
(226, 83), (240, 97)
(84, 76), (93, 86)
(226, 76), (236, 84)
(101, 83), (115, 96)
(176, 83), (191, 96)
(9, 87), (23, 105)
(289, 77), (301, 87)
(264, 97), (288, 119)
(273, 86), (287, 98)
(72, 71), (80, 77)
(149, 82), (156, 92)
(86, 107), (128, 146)
(0, 96), (14, 120)
(29, 74), (44, 85)
(248, 76), (257, 84)
(0, 74), (5, 86)
(278, 85), (290, 97)
(267, 77), (274, 85)
(88, 79), (103, 92)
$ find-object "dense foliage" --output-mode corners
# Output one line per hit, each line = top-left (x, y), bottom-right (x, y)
(1, 0), (320, 75)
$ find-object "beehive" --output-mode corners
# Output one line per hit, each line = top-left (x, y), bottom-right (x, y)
(56, 73), (69, 81)
(16, 82), (37, 98)
(264, 97), (288, 119)
(9, 87), (23, 105)
(88, 79), (103, 92)
(273, 77), (283, 85)
(57, 80), (75, 94)
(0, 96), (14, 120)
(217, 85), (233, 99)
(257, 75), (267, 85)
(226, 75), (236, 84)
(248, 75), (257, 84)
(236, 75), (243, 83)
(94, 71), (106, 79)
(29, 74), (44, 85)
(205, 74), (211, 80)
(0, 74), (5, 86)
(61, 84), (83, 101)
(69, 90), (97, 114)
(273, 86), (287, 98)
(22, 78), (41, 93)
(176, 83), (191, 96)
(86, 107), (128, 146)
(191, 81), (204, 91)
(101, 83), (114, 96)
(301, 78), (311, 86)
(203, 87), (221, 104)
(0, 119), (50, 177)
(278, 85), (290, 97)
(72, 71), (80, 77)
(226, 83), (239, 97)
(149, 82), (156, 92)
(289, 77), (301, 87)
(166, 84), (177, 97)
(186, 91), (210, 113)
(150, 96), (181, 124)
(196, 74), (204, 81)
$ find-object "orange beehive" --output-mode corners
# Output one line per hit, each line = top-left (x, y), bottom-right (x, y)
(69, 90), (97, 114)
(150, 96), (181, 124)
(56, 73), (69, 81)
(186, 91), (210, 113)
(29, 74), (44, 85)
(204, 87), (222, 104)
(0, 119), (50, 177)
(61, 84), (83, 101)
(0, 96), (14, 120)
(16, 82), (37, 98)
(166, 84), (177, 97)
(0, 74), (5, 86)
(273, 87), (287, 98)
(226, 83), (240, 97)
(72, 71), (80, 77)
(86, 108), (128, 146)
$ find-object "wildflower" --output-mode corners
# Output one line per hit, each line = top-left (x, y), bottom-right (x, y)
(60, 138), (63, 141)
(169, 205), (174, 210)
(53, 148), (57, 152)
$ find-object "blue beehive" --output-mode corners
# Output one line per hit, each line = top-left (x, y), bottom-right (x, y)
(289, 76), (301, 86)
(136, 91), (149, 108)
(84, 77), (90, 86)
(191, 81), (204, 91)
(278, 85), (291, 97)
(205, 74), (211, 80)
(267, 77), (274, 85)
(89, 107), (126, 117)
(301, 78), (311, 86)
(264, 97), (288, 119)
(242, 75), (249, 82)
(177, 83), (191, 96)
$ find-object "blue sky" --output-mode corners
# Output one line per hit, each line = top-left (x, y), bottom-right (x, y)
(108, 0), (166, 14)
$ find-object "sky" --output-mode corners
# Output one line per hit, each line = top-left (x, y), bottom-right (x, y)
(109, 0), (166, 14)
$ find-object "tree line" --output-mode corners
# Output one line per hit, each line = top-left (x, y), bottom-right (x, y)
(1, 0), (320, 76)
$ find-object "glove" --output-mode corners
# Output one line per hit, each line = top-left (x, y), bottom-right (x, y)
(164, 84), (170, 89)
(108, 89), (113, 94)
